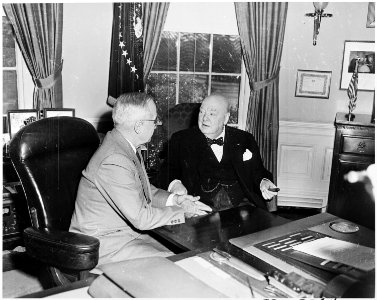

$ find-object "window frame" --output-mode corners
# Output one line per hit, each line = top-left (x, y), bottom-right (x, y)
(2, 11), (33, 115)
(149, 30), (249, 129)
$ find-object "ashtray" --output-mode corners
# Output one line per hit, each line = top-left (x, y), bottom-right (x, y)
(329, 221), (359, 233)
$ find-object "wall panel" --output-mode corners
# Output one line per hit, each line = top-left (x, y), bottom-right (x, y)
(277, 121), (335, 211)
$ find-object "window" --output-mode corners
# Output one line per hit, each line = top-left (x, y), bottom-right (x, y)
(3, 15), (18, 126)
(2, 11), (34, 134)
(143, 3), (249, 173)
(147, 31), (242, 125)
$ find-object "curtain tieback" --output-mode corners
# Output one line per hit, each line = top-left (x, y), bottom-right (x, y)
(251, 67), (280, 91)
(34, 60), (63, 89)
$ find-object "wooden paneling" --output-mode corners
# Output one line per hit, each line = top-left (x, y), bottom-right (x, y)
(277, 121), (335, 210)
(279, 145), (314, 180)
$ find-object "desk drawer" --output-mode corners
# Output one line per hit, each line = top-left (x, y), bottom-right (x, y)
(341, 135), (375, 156)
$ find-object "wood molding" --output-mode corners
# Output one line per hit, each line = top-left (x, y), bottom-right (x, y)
(279, 120), (334, 136)
(277, 121), (335, 209)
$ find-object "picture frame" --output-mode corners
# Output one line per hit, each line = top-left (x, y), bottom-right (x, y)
(367, 2), (375, 28)
(295, 70), (332, 99)
(340, 41), (375, 91)
(7, 109), (38, 138)
(43, 108), (75, 118)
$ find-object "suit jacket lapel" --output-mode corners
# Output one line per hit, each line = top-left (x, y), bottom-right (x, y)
(136, 148), (152, 203)
(225, 127), (267, 209)
(112, 129), (151, 204)
(226, 127), (252, 193)
(197, 128), (221, 162)
(226, 127), (244, 173)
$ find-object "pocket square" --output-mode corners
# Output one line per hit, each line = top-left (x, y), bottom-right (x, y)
(243, 149), (253, 161)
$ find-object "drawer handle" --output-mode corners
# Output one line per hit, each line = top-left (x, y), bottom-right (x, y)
(357, 141), (366, 153)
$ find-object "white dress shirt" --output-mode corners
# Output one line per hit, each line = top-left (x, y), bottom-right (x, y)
(209, 129), (225, 162)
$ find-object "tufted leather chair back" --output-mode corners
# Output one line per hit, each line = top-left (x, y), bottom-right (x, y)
(162, 103), (201, 140)
(9, 116), (100, 231)
(156, 103), (201, 188)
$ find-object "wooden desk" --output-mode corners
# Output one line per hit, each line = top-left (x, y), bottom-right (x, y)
(154, 208), (374, 287)
(23, 210), (374, 298)
(151, 204), (288, 252)
(229, 212), (375, 285)
(3, 157), (30, 250)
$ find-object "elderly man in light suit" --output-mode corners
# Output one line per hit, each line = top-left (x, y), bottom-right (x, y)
(70, 93), (211, 266)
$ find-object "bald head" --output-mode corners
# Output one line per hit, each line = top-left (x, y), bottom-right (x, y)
(198, 94), (230, 139)
(202, 94), (230, 113)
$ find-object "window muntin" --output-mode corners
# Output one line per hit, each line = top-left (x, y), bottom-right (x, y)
(147, 31), (242, 125)
(2, 16), (18, 117)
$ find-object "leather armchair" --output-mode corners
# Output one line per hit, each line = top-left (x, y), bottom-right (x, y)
(162, 102), (201, 140)
(157, 103), (201, 188)
(9, 116), (100, 286)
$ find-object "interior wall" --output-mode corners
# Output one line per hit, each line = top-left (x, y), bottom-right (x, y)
(280, 2), (375, 123)
(60, 2), (374, 125)
(62, 3), (113, 122)
(164, 2), (238, 34)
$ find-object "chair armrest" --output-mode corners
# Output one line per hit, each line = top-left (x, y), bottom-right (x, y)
(23, 227), (100, 271)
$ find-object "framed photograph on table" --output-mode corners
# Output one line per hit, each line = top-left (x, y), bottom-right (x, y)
(7, 109), (38, 138)
(340, 41), (375, 90)
(295, 70), (332, 99)
(43, 108), (75, 118)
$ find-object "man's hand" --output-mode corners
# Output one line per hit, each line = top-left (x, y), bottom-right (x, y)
(260, 178), (278, 200)
(174, 194), (212, 218)
(181, 199), (213, 218)
(169, 180), (188, 195)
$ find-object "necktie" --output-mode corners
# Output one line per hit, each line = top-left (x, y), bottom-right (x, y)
(206, 136), (224, 146)
(136, 148), (151, 203)
(136, 150), (143, 163)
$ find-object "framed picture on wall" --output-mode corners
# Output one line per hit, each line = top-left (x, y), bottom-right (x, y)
(43, 108), (75, 118)
(367, 2), (375, 28)
(295, 70), (332, 99)
(7, 109), (38, 138)
(340, 41), (375, 91)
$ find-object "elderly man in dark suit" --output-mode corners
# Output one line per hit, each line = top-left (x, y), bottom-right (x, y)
(70, 93), (211, 265)
(163, 94), (278, 211)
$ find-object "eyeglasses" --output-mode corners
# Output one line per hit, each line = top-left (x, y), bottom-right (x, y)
(140, 118), (162, 127)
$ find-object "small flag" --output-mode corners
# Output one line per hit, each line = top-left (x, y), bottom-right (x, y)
(347, 60), (359, 113)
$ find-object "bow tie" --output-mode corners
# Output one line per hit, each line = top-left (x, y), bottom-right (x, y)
(206, 137), (224, 146)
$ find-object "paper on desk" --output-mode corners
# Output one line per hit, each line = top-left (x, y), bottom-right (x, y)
(292, 237), (375, 271)
(176, 256), (263, 298)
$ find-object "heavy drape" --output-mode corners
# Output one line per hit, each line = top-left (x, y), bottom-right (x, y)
(235, 2), (288, 211)
(108, 3), (144, 98)
(3, 3), (63, 110)
(142, 2), (169, 85)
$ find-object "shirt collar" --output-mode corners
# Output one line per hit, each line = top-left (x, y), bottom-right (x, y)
(116, 128), (137, 153)
(213, 127), (225, 140)
(124, 137), (137, 153)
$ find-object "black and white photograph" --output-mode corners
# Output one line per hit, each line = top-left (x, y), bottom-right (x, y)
(340, 40), (375, 90)
(7, 109), (38, 138)
(2, 2), (375, 298)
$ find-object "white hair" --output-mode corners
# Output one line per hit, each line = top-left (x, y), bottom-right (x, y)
(112, 93), (154, 129)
